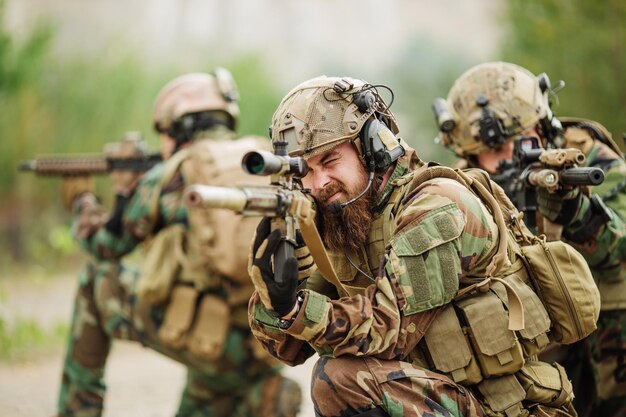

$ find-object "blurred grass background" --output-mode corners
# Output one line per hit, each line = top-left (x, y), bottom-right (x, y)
(0, 0), (624, 356)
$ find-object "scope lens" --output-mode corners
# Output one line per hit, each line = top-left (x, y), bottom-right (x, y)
(243, 153), (265, 175)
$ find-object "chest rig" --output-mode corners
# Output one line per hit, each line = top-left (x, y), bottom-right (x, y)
(326, 163), (590, 417)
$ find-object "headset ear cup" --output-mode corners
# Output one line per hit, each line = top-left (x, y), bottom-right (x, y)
(360, 118), (404, 173)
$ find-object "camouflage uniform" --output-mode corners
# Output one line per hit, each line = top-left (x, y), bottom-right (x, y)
(540, 122), (626, 417)
(250, 143), (576, 416)
(58, 128), (301, 417)
(434, 62), (626, 417)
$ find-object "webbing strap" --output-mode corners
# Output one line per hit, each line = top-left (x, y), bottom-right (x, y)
(146, 147), (191, 230)
(290, 194), (351, 298)
(454, 277), (525, 331)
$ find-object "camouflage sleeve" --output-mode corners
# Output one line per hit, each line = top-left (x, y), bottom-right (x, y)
(250, 179), (498, 360)
(74, 163), (185, 260)
(564, 142), (626, 282)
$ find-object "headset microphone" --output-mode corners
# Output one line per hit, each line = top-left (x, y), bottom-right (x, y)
(328, 170), (375, 214)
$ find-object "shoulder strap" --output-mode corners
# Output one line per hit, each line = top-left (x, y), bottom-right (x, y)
(146, 148), (191, 231)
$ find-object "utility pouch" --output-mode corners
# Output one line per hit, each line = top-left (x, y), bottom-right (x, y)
(477, 374), (527, 417)
(490, 273), (551, 357)
(457, 291), (525, 378)
(137, 224), (185, 305)
(423, 304), (483, 385)
(158, 285), (199, 349)
(516, 361), (573, 408)
(521, 237), (600, 344)
(187, 293), (230, 361)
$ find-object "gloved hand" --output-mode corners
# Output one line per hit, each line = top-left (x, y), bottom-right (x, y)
(537, 186), (583, 225)
(60, 176), (94, 211)
(110, 170), (142, 196)
(295, 229), (317, 281)
(249, 217), (299, 317)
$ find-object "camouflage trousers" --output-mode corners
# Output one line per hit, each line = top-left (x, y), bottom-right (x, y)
(310, 356), (483, 417)
(540, 309), (626, 417)
(57, 261), (302, 417)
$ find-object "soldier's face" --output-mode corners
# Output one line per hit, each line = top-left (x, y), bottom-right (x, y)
(476, 140), (515, 173)
(301, 142), (367, 204)
(302, 142), (377, 251)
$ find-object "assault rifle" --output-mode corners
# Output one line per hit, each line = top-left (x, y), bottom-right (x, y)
(492, 136), (604, 234)
(184, 141), (310, 284)
(19, 133), (162, 176)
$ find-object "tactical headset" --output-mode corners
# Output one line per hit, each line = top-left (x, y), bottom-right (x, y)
(349, 86), (405, 173)
(328, 84), (405, 213)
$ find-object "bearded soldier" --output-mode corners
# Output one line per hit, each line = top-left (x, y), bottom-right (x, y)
(433, 61), (626, 417)
(246, 75), (589, 417)
(56, 69), (302, 417)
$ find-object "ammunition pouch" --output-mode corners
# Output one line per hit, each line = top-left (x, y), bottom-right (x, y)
(421, 262), (550, 387)
(157, 285), (231, 361)
(475, 361), (574, 417)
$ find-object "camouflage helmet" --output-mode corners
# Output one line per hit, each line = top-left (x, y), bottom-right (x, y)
(436, 62), (553, 157)
(270, 75), (399, 159)
(152, 68), (240, 134)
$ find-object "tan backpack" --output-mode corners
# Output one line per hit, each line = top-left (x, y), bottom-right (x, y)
(178, 136), (271, 287)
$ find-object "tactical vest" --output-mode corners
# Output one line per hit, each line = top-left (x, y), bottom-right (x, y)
(324, 163), (599, 417)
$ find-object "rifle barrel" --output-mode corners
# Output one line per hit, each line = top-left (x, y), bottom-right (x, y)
(184, 184), (287, 216)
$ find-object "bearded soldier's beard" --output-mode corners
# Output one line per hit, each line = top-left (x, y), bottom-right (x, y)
(317, 167), (381, 252)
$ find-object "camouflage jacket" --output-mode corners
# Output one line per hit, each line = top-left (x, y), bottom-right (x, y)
(72, 127), (237, 260)
(560, 125), (626, 309)
(248, 150), (501, 365)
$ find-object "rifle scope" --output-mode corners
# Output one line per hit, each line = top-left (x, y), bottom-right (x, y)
(242, 150), (309, 178)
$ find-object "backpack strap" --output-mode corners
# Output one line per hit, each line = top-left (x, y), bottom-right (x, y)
(146, 148), (191, 232)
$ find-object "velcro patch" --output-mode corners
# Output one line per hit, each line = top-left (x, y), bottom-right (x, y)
(387, 205), (464, 315)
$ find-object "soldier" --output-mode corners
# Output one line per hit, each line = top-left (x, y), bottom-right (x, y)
(433, 61), (626, 417)
(246, 75), (586, 417)
(56, 69), (302, 417)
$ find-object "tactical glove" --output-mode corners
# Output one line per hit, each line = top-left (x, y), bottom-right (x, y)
(249, 217), (299, 317)
(537, 187), (583, 225)
(294, 229), (317, 281)
(60, 176), (94, 211)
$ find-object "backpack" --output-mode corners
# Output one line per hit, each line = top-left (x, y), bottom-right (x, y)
(178, 136), (271, 287)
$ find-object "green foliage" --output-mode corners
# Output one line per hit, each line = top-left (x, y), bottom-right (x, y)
(500, 0), (626, 143)
(0, 316), (68, 361)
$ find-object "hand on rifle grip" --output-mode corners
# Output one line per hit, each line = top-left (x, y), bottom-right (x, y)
(536, 186), (583, 225)
(249, 217), (299, 317)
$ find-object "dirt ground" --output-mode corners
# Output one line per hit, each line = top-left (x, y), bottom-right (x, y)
(0, 274), (316, 417)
